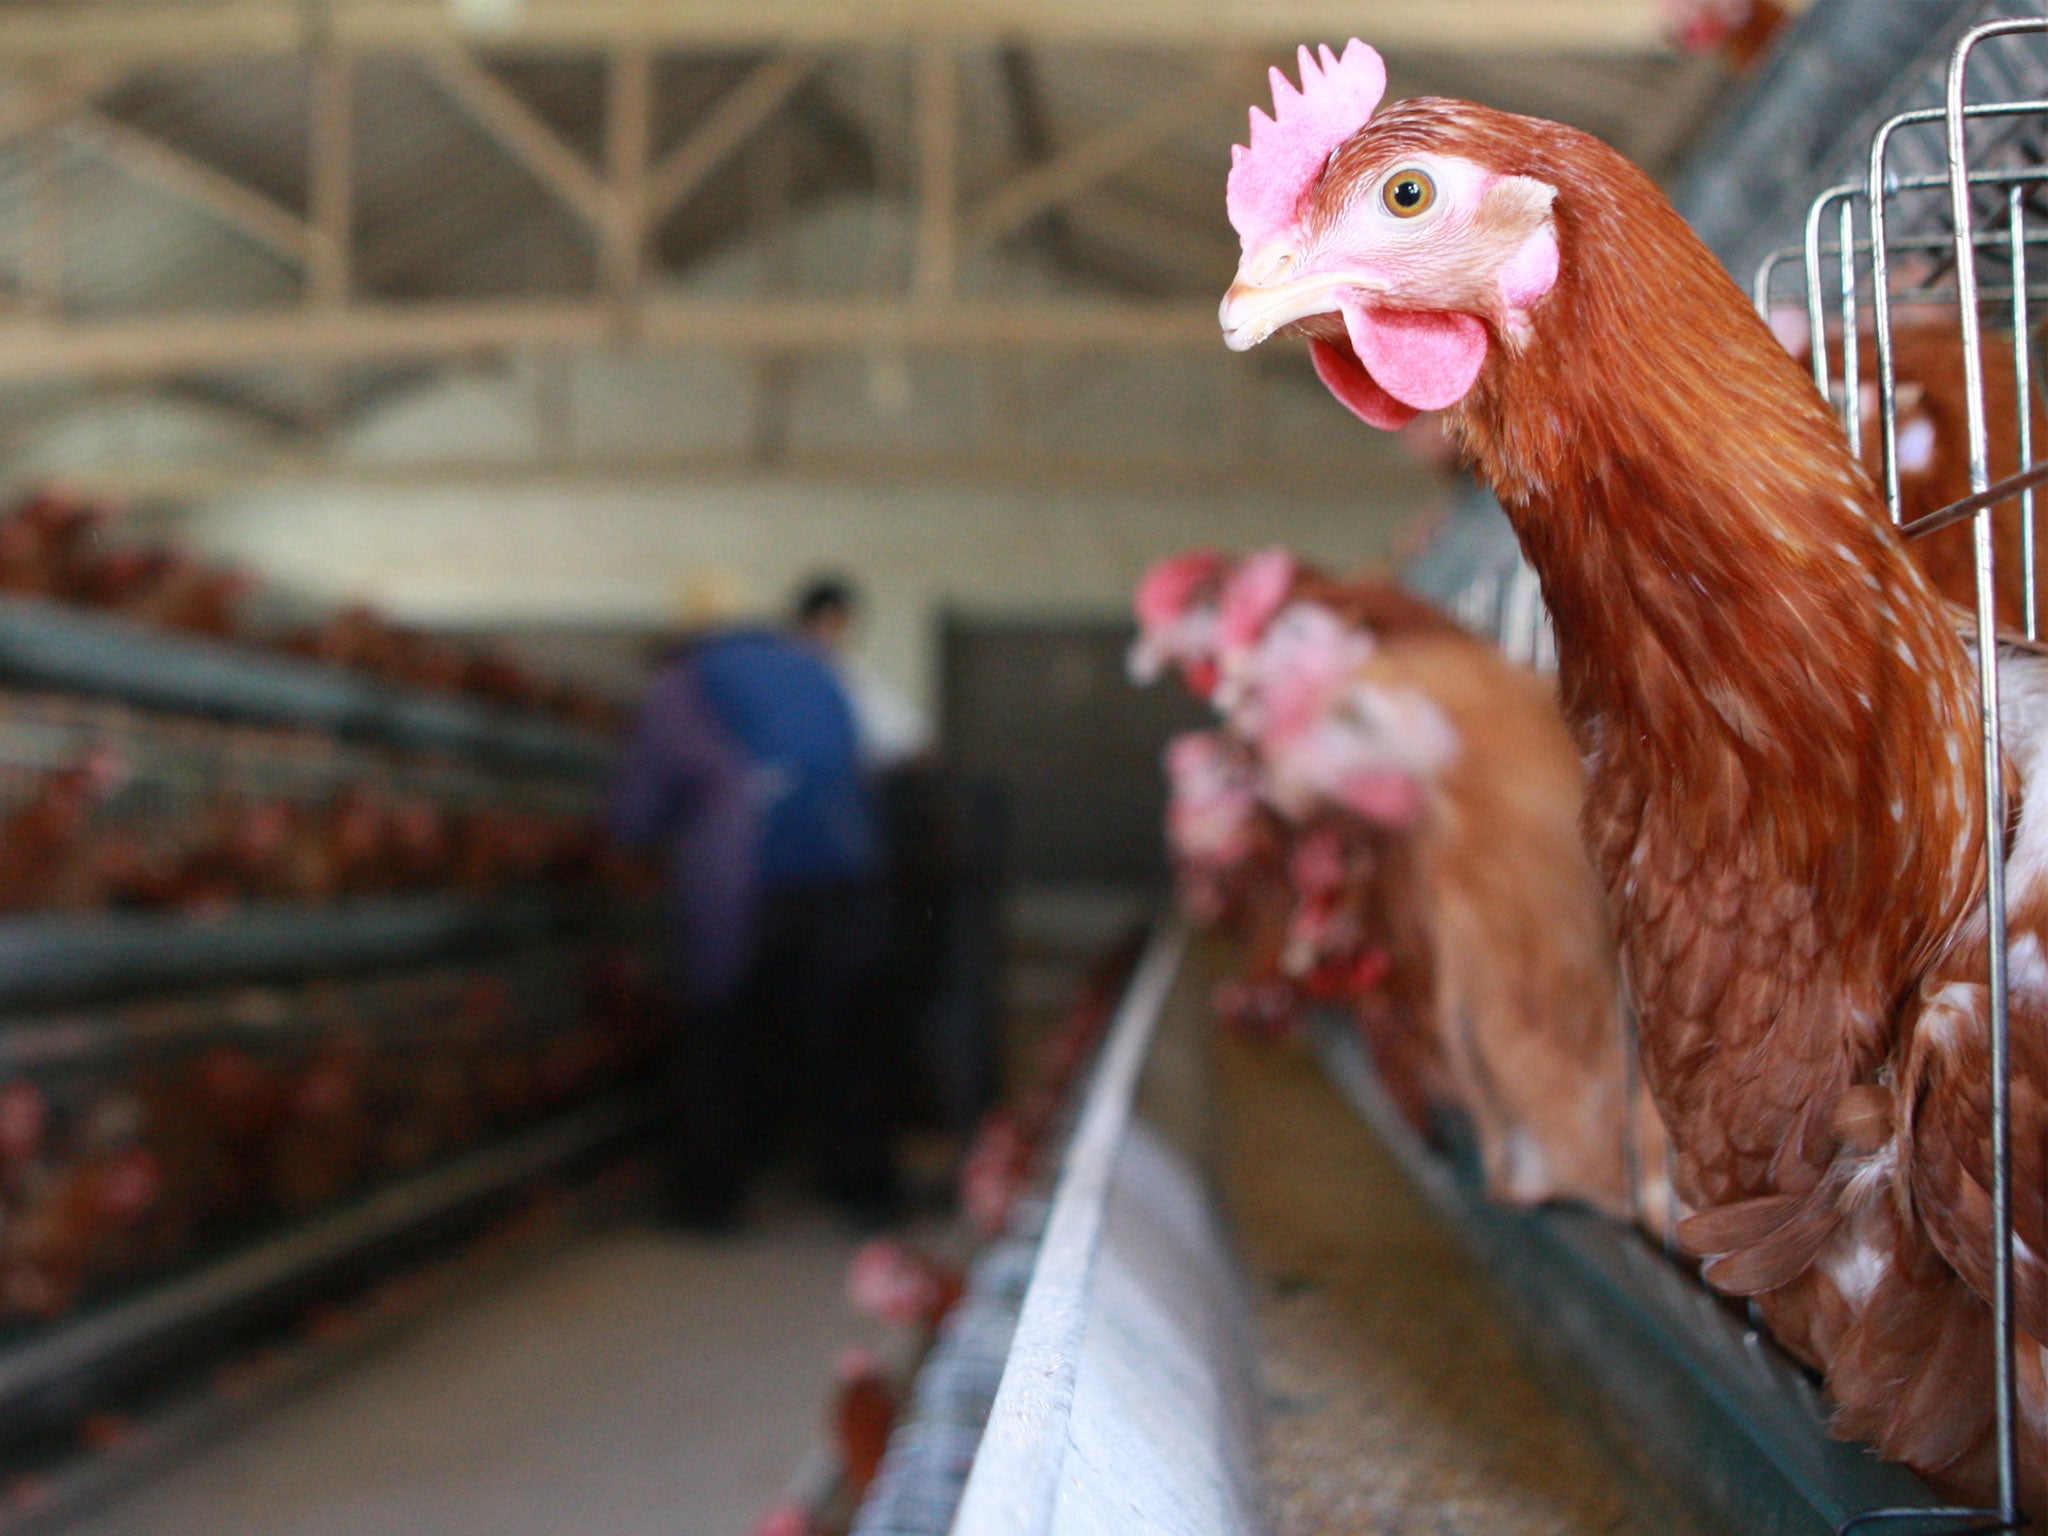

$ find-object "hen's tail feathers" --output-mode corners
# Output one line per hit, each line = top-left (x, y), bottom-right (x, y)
(1681, 1184), (1842, 1295)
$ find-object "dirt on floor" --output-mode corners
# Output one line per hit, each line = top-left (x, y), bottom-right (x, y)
(1216, 1031), (1695, 1536)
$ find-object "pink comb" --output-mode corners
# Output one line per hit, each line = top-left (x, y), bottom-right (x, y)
(1134, 548), (1227, 631)
(1215, 547), (1298, 653)
(1227, 40), (1387, 251)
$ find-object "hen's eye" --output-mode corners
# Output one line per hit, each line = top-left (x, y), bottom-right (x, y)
(1382, 169), (1436, 218)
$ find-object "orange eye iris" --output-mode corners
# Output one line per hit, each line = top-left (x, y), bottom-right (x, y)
(1382, 170), (1435, 218)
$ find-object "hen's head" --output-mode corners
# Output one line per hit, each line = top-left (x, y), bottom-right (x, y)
(1214, 548), (1371, 739)
(1266, 674), (1454, 828)
(1219, 40), (1559, 430)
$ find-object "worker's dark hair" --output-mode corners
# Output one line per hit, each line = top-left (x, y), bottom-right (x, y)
(794, 574), (857, 626)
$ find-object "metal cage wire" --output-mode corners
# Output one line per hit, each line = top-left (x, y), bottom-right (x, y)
(1750, 17), (2048, 1533)
(1445, 555), (1558, 673)
(0, 690), (597, 834)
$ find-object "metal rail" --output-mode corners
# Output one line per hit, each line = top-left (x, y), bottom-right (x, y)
(0, 891), (574, 1011)
(1899, 456), (2048, 539)
(1941, 23), (2032, 1519)
(0, 598), (612, 777)
(0, 937), (613, 1070)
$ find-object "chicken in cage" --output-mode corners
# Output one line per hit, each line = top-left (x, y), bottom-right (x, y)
(0, 491), (622, 737)
(1194, 16), (2048, 1525)
(1743, 24), (2048, 1522)
(0, 941), (660, 1337)
(1135, 544), (1677, 1239)
(0, 690), (609, 918)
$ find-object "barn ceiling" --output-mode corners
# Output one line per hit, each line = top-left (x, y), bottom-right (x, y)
(0, 0), (1749, 495)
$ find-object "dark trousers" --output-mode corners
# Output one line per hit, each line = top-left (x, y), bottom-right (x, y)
(665, 881), (897, 1223)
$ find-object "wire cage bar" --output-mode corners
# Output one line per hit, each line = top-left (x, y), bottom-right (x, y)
(0, 688), (600, 913)
(0, 692), (596, 820)
(1442, 553), (1557, 674)
(1744, 17), (2048, 1532)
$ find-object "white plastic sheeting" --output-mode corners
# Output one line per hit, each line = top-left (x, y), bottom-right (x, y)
(1043, 1122), (1261, 1536)
(948, 923), (1263, 1536)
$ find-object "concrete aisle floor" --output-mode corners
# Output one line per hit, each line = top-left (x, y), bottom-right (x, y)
(63, 1202), (874, 1536)
(1218, 1032), (1704, 1536)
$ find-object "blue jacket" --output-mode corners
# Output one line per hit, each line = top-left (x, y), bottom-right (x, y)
(690, 630), (879, 888)
(606, 662), (759, 1006)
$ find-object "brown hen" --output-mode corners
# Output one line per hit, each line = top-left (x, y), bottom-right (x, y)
(1218, 42), (2046, 1504)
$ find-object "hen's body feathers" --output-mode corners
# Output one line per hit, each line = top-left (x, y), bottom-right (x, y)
(1406, 103), (2037, 1500)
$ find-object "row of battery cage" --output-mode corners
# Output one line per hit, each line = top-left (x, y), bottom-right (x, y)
(1419, 23), (2048, 1532)
(0, 941), (661, 1334)
(1754, 20), (2048, 1528)
(0, 690), (606, 915)
(852, 1234), (1040, 1536)
(0, 690), (598, 823)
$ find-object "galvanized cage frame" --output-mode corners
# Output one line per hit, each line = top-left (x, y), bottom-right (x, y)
(1438, 19), (2048, 1526)
(1745, 18), (2048, 1532)
(0, 689), (597, 850)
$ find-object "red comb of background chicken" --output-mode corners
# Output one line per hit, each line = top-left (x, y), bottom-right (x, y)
(1133, 548), (1227, 631)
(1226, 40), (1386, 251)
(1131, 548), (1232, 696)
(1215, 547), (1298, 655)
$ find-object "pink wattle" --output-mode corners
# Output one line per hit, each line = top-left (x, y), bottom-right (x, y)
(1339, 295), (1489, 412)
(1336, 769), (1427, 827)
(1311, 337), (1416, 430)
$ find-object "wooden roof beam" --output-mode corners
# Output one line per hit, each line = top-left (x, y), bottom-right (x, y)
(307, 47), (354, 303)
(418, 46), (607, 232)
(1063, 188), (1236, 286)
(0, 64), (128, 147)
(0, 295), (1224, 382)
(644, 50), (815, 223)
(960, 61), (1245, 257)
(46, 442), (1378, 502)
(912, 42), (957, 301)
(0, 2), (1680, 59)
(69, 110), (315, 264)
(602, 43), (651, 305)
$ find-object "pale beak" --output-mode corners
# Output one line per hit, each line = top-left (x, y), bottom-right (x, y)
(1219, 267), (1380, 352)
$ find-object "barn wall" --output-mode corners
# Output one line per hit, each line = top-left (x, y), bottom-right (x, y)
(170, 470), (1435, 712)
